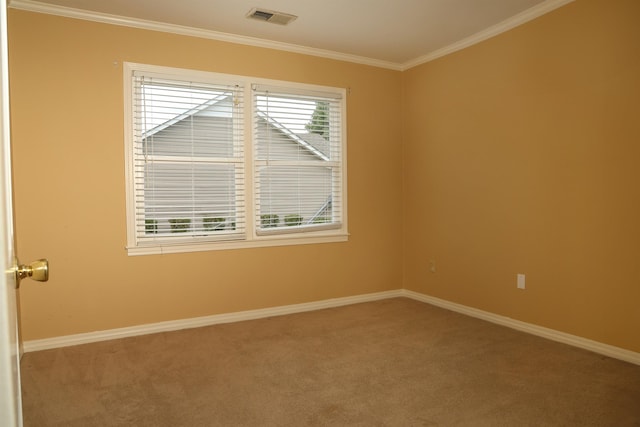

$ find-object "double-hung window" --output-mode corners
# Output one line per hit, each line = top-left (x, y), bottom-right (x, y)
(124, 63), (347, 255)
(252, 85), (344, 235)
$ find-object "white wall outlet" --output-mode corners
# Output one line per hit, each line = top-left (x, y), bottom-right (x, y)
(428, 260), (436, 273)
(517, 274), (525, 290)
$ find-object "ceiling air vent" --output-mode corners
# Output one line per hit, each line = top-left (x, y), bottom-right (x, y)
(246, 8), (297, 25)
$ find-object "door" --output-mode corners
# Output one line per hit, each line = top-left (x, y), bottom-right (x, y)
(0, 0), (22, 423)
(0, 0), (22, 424)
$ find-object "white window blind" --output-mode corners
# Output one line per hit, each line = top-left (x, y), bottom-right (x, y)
(131, 72), (245, 245)
(125, 63), (348, 255)
(252, 85), (344, 234)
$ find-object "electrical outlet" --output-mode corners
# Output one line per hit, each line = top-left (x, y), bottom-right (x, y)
(429, 260), (436, 273)
(517, 274), (525, 290)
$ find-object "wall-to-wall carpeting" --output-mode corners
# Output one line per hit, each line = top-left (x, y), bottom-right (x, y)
(21, 298), (640, 426)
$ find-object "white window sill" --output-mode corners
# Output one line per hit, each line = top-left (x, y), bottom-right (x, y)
(126, 232), (349, 256)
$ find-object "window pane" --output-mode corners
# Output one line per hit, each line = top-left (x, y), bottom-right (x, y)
(255, 95), (336, 161)
(257, 165), (334, 228)
(141, 162), (240, 235)
(143, 115), (235, 158)
(131, 72), (245, 244)
(255, 116), (330, 161)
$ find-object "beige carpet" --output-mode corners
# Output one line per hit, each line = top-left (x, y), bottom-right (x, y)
(20, 298), (640, 426)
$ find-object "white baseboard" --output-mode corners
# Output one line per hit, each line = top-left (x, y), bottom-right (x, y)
(22, 290), (403, 353)
(23, 288), (640, 366)
(400, 289), (640, 366)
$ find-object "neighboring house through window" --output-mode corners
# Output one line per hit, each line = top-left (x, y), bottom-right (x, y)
(124, 63), (347, 255)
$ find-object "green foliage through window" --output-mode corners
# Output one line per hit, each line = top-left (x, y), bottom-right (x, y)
(305, 101), (329, 139)
(260, 214), (280, 228)
(284, 214), (303, 226)
(169, 218), (191, 233)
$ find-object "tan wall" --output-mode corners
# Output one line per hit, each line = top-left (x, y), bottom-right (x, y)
(9, 0), (640, 354)
(402, 0), (640, 352)
(8, 10), (403, 340)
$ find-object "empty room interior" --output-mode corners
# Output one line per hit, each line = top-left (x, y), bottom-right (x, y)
(6, 0), (640, 424)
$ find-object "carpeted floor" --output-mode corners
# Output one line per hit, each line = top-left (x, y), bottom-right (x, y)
(20, 298), (640, 426)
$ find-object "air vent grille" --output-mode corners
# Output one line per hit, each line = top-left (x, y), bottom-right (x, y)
(246, 8), (297, 26)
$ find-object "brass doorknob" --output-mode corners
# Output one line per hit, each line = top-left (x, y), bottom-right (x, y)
(16, 259), (49, 287)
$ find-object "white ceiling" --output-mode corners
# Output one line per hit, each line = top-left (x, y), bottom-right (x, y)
(9, 0), (573, 69)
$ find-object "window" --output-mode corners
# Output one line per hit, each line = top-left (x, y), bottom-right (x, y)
(253, 85), (344, 235)
(124, 63), (347, 255)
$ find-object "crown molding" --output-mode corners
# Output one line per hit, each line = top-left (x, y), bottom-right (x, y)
(401, 0), (575, 70)
(7, 0), (404, 71)
(9, 0), (575, 72)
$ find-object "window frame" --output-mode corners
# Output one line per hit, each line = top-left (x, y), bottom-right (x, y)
(124, 62), (348, 255)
